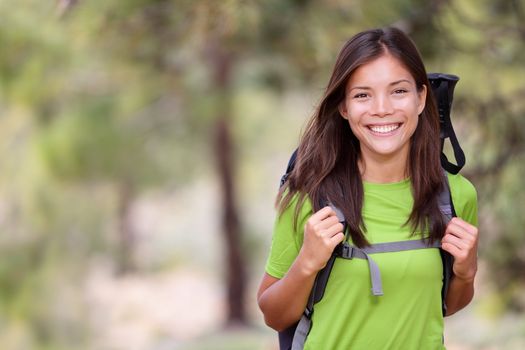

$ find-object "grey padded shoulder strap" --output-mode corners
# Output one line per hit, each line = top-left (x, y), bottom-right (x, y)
(439, 171), (454, 223)
(291, 316), (311, 350)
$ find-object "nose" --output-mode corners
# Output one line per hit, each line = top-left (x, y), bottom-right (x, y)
(371, 94), (394, 117)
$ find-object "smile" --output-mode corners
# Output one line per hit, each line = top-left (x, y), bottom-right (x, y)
(368, 124), (401, 134)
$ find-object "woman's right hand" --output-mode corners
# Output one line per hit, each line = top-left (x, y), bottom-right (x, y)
(297, 206), (345, 275)
(257, 206), (345, 330)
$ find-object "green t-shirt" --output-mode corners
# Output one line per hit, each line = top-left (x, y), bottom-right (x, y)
(265, 173), (478, 350)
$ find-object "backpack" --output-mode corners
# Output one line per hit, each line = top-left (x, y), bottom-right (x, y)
(277, 73), (463, 350)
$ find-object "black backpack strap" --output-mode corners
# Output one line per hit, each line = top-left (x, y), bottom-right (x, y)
(280, 149), (298, 188)
(280, 203), (346, 350)
(278, 267), (329, 350)
(278, 324), (296, 350)
(278, 150), (299, 350)
(427, 73), (462, 314)
(428, 73), (465, 174)
(438, 171), (456, 316)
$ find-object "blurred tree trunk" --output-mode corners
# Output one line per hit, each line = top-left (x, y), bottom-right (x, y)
(210, 42), (247, 325)
(117, 180), (136, 274)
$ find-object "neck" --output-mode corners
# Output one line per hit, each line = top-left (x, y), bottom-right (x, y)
(359, 151), (409, 184)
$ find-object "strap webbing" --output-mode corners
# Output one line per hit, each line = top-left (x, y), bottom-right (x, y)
(291, 315), (311, 350)
(337, 238), (441, 296)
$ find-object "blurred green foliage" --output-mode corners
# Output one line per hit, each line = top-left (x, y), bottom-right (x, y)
(0, 0), (523, 348)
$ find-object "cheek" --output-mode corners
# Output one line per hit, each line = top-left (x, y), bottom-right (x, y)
(345, 102), (369, 119)
(346, 116), (366, 138)
(394, 98), (418, 111)
(396, 100), (422, 122)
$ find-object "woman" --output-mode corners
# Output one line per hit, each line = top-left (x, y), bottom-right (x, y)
(257, 27), (478, 349)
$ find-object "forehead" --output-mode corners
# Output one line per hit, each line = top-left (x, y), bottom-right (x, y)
(347, 54), (415, 87)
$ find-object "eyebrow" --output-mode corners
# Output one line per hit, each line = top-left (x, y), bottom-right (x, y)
(348, 79), (412, 91)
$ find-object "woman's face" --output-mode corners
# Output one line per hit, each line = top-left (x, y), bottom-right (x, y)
(339, 54), (426, 167)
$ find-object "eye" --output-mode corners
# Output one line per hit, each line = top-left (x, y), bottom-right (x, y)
(352, 93), (368, 99)
(393, 88), (408, 95)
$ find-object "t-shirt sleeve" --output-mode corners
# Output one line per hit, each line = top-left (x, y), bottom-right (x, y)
(447, 173), (478, 226)
(265, 195), (313, 279)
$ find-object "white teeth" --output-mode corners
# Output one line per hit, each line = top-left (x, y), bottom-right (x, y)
(369, 124), (400, 133)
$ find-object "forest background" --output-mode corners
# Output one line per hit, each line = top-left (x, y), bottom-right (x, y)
(0, 0), (524, 349)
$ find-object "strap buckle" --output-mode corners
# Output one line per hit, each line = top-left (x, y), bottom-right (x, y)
(342, 243), (355, 259)
(303, 307), (313, 319)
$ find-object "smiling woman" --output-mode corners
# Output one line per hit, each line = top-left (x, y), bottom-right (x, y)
(257, 27), (478, 350)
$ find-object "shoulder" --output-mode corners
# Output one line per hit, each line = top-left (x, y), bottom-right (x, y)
(446, 172), (477, 201)
(446, 172), (478, 225)
(265, 193), (313, 278)
(276, 192), (314, 233)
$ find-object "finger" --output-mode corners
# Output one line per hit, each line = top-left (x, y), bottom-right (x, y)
(321, 222), (345, 238)
(442, 241), (474, 263)
(441, 241), (462, 257)
(445, 222), (476, 241)
(310, 206), (337, 224)
(442, 234), (469, 250)
(329, 232), (345, 247)
(305, 212), (340, 238)
(315, 215), (341, 231)
(445, 230), (477, 251)
(306, 216), (339, 236)
(449, 217), (478, 235)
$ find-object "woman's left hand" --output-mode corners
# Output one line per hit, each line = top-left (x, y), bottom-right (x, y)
(441, 217), (479, 282)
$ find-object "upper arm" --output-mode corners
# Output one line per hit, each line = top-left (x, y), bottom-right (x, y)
(265, 196), (312, 279)
(448, 173), (478, 226)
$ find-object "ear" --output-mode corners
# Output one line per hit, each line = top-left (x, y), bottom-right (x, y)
(417, 84), (427, 115)
(338, 101), (349, 120)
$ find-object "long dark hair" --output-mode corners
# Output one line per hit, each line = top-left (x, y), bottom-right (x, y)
(278, 27), (446, 247)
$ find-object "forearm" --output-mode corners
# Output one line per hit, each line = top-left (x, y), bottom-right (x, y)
(258, 257), (318, 331)
(444, 275), (475, 316)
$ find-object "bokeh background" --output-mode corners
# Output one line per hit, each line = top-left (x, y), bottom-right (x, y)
(0, 0), (524, 349)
